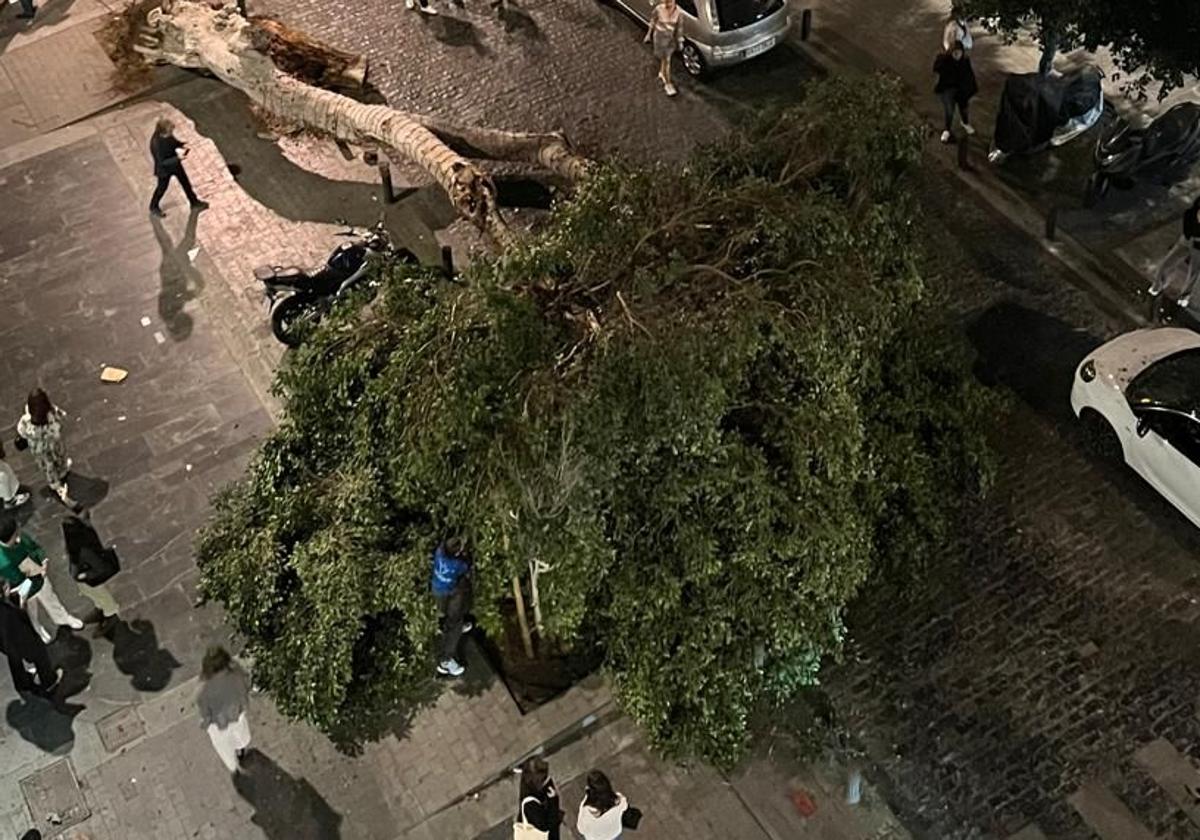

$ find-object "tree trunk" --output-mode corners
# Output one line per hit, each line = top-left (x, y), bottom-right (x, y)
(133, 0), (590, 248)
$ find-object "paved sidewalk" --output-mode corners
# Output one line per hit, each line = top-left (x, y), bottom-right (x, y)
(794, 0), (1199, 321)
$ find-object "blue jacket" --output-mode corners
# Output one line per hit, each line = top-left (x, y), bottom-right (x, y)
(431, 544), (470, 596)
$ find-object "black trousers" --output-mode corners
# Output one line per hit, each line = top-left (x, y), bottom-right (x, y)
(150, 167), (199, 210)
(435, 581), (472, 661)
(938, 89), (971, 131)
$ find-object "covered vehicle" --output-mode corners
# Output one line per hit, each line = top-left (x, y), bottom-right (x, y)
(1086, 101), (1200, 204)
(988, 67), (1104, 163)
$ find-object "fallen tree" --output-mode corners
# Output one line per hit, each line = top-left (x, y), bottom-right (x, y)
(128, 0), (589, 247)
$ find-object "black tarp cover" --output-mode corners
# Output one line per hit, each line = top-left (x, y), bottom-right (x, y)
(993, 67), (1102, 156)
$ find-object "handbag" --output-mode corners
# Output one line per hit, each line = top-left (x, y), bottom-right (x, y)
(622, 805), (644, 830)
(513, 796), (548, 840)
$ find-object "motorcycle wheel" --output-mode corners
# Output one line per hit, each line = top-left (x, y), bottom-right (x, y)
(270, 294), (321, 348)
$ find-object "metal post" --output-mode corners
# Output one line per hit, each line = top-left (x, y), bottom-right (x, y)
(800, 9), (812, 41)
(378, 160), (395, 204)
(1045, 206), (1058, 241)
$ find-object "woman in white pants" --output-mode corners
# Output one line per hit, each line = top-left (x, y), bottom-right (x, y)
(0, 520), (84, 643)
(196, 646), (252, 773)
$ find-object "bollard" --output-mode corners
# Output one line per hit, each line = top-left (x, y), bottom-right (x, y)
(442, 245), (455, 277)
(378, 160), (395, 204)
(800, 8), (812, 41)
(846, 768), (863, 805)
(1045, 206), (1059, 241)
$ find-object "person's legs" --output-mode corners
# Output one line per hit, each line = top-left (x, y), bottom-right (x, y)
(17, 0), (35, 18)
(957, 97), (974, 132)
(439, 587), (467, 662)
(230, 710), (252, 754)
(29, 579), (83, 631)
(1178, 245), (1200, 306)
(174, 167), (203, 206)
(206, 722), (240, 773)
(6, 652), (36, 693)
(939, 90), (956, 133)
(149, 176), (171, 213)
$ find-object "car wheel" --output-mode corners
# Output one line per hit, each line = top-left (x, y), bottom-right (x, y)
(680, 41), (705, 77)
(1080, 409), (1121, 462)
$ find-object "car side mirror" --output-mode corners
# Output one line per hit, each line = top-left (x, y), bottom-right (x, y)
(1136, 416), (1150, 438)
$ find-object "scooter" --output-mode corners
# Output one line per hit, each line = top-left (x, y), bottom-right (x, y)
(254, 221), (415, 347)
(1085, 102), (1200, 206)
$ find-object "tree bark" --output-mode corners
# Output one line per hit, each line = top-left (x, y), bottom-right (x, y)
(134, 0), (590, 248)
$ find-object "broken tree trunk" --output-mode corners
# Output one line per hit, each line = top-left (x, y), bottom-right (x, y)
(133, 0), (590, 248)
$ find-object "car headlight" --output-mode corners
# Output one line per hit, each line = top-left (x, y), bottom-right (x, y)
(1080, 359), (1096, 382)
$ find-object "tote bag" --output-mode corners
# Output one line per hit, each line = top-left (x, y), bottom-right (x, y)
(513, 796), (548, 840)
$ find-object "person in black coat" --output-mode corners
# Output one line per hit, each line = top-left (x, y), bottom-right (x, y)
(933, 40), (978, 144)
(517, 756), (562, 840)
(149, 118), (209, 218)
(0, 589), (60, 695)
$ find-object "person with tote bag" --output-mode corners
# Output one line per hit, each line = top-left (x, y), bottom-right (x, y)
(513, 756), (560, 840)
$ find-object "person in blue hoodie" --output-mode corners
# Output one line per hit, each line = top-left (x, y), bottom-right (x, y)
(431, 537), (473, 677)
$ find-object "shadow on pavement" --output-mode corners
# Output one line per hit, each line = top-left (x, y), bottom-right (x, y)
(0, 0), (79, 54)
(65, 472), (108, 509)
(234, 749), (344, 840)
(151, 210), (204, 342)
(967, 300), (1102, 421)
(426, 14), (492, 57)
(110, 617), (182, 692)
(5, 630), (91, 753)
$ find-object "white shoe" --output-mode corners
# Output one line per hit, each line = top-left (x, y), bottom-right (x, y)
(664, 82), (677, 97)
(418, 2), (438, 13)
(2, 491), (30, 508)
(940, 130), (952, 143)
(405, 0), (415, 6)
(65, 616), (84, 631)
(962, 123), (976, 136)
(1148, 285), (1162, 297)
(436, 658), (464, 677)
(35, 625), (52, 644)
(1180, 296), (1191, 308)
(23, 661), (37, 675)
(461, 621), (474, 633)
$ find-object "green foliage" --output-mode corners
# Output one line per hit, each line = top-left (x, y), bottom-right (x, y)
(197, 74), (994, 766)
(957, 0), (1200, 98)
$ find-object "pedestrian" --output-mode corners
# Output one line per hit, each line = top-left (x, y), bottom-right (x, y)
(404, 0), (438, 16)
(16, 388), (77, 508)
(0, 442), (30, 509)
(148, 118), (208, 218)
(515, 757), (562, 840)
(942, 5), (973, 53)
(575, 770), (629, 840)
(644, 0), (683, 97)
(196, 645), (252, 774)
(0, 519), (85, 644)
(0, 587), (61, 695)
(933, 40), (978, 144)
(62, 516), (121, 638)
(1152, 196), (1200, 305)
(431, 536), (473, 677)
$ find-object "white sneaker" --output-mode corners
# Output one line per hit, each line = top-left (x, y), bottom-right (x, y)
(437, 658), (464, 677)
(418, 1), (438, 13)
(3, 491), (30, 508)
(664, 83), (678, 97)
(1180, 296), (1191, 308)
(962, 123), (976, 136)
(1148, 285), (1162, 297)
(405, 0), (415, 6)
(940, 130), (952, 143)
(65, 616), (84, 631)
(461, 621), (474, 633)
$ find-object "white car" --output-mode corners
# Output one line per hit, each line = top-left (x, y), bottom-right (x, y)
(1071, 327), (1200, 527)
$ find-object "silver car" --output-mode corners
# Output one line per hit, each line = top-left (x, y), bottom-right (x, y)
(611, 0), (790, 76)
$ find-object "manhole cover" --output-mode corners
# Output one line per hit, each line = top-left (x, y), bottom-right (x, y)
(19, 759), (90, 835)
(96, 706), (145, 753)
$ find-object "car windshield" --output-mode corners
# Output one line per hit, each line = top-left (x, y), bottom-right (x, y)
(1127, 348), (1200, 412)
(714, 0), (784, 31)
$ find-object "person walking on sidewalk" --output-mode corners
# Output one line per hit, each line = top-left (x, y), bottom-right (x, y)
(197, 646), (252, 774)
(1152, 196), (1200, 305)
(576, 770), (629, 840)
(645, 0), (684, 97)
(16, 388), (77, 509)
(941, 5), (973, 53)
(933, 40), (978, 144)
(0, 519), (85, 644)
(0, 442), (30, 510)
(431, 536), (473, 677)
(0, 588), (61, 696)
(515, 757), (563, 840)
(62, 516), (121, 638)
(149, 118), (209, 218)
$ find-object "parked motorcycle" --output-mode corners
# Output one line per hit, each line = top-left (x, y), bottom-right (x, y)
(988, 67), (1105, 164)
(254, 221), (415, 347)
(1085, 101), (1200, 206)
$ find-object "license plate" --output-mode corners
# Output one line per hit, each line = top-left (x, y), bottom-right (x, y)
(744, 38), (774, 58)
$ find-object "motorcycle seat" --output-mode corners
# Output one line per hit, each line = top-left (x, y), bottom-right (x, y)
(254, 265), (305, 283)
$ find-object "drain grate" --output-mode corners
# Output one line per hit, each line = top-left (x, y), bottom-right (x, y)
(19, 759), (90, 836)
(96, 706), (146, 753)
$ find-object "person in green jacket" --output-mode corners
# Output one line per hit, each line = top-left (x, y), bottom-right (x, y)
(0, 520), (83, 643)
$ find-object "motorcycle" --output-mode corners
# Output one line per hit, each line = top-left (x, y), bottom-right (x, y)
(253, 220), (415, 347)
(1085, 101), (1200, 206)
(988, 67), (1105, 165)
